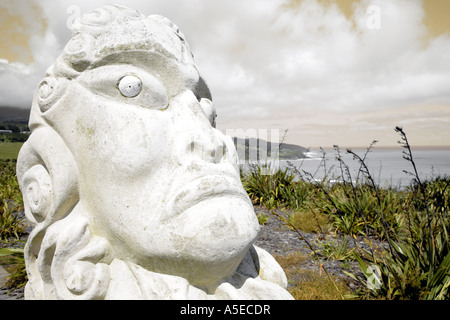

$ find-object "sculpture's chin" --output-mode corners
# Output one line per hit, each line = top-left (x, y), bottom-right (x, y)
(162, 196), (260, 286)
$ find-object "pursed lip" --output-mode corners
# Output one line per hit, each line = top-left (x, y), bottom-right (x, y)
(163, 171), (250, 221)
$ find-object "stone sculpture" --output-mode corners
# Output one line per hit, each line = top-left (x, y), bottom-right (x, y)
(16, 5), (293, 300)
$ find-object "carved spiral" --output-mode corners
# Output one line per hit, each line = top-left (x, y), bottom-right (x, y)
(64, 34), (89, 60)
(62, 246), (112, 299)
(62, 33), (93, 72)
(50, 217), (112, 300)
(21, 165), (52, 225)
(36, 76), (69, 113)
(17, 127), (81, 299)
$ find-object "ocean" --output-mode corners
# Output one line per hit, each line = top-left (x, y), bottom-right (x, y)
(280, 146), (450, 189)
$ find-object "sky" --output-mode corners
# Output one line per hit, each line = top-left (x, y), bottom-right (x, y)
(1, 0), (449, 148)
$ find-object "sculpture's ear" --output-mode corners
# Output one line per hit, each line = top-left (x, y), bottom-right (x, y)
(16, 126), (79, 226)
(17, 127), (80, 299)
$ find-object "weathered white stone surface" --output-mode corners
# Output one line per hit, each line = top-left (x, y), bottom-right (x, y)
(16, 5), (293, 300)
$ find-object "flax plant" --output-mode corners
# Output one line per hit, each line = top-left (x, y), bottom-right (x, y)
(347, 127), (450, 300)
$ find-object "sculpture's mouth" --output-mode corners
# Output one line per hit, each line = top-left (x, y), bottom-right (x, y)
(165, 172), (251, 220)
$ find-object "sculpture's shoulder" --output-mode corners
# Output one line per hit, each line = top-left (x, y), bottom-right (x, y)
(224, 245), (293, 300)
(252, 245), (289, 289)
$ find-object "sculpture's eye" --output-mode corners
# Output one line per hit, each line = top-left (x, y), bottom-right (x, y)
(118, 75), (142, 97)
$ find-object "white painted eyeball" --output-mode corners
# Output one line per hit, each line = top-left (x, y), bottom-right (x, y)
(118, 75), (142, 97)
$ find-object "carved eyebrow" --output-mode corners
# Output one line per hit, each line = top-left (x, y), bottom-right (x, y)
(77, 65), (169, 110)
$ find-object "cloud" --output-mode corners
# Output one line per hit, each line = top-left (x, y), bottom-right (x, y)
(1, 0), (449, 146)
(0, 0), (61, 108)
(246, 0), (450, 114)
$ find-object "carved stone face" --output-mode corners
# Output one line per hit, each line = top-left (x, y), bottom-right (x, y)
(17, 7), (292, 300)
(40, 49), (259, 286)
(18, 5), (293, 300)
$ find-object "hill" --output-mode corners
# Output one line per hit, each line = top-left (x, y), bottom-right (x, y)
(232, 137), (308, 160)
(0, 107), (31, 143)
(0, 107), (30, 122)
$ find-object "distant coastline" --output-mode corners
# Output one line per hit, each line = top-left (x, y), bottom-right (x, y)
(318, 145), (450, 151)
(231, 137), (308, 160)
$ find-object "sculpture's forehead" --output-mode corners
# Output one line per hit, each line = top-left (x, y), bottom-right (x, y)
(85, 50), (182, 76)
(79, 20), (181, 61)
(64, 8), (193, 73)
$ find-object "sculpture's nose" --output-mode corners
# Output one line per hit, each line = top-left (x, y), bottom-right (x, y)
(169, 90), (233, 166)
(175, 132), (226, 165)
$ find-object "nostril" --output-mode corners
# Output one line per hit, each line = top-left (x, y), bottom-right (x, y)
(192, 141), (226, 163)
(174, 134), (228, 165)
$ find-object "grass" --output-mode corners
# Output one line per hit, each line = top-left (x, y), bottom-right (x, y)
(0, 247), (26, 291)
(0, 159), (27, 293)
(0, 142), (23, 160)
(0, 160), (24, 241)
(273, 252), (353, 300)
(288, 270), (353, 300)
(288, 209), (330, 234)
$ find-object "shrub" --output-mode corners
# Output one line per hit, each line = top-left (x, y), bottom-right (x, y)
(350, 207), (450, 300)
(242, 164), (310, 210)
(0, 160), (24, 240)
(317, 183), (405, 239)
(0, 246), (27, 292)
(313, 237), (356, 262)
(345, 127), (450, 300)
(408, 176), (450, 215)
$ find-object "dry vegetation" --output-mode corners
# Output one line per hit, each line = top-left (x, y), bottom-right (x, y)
(1, 128), (449, 300)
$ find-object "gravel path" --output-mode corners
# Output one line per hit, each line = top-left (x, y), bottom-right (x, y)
(0, 265), (24, 300)
(253, 206), (367, 286)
